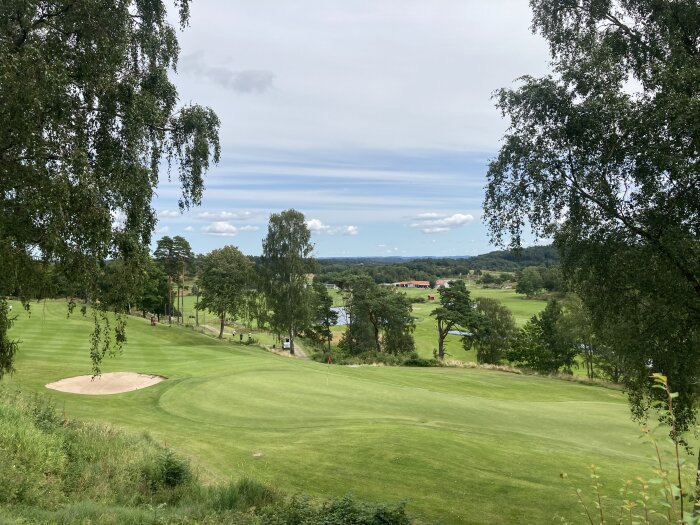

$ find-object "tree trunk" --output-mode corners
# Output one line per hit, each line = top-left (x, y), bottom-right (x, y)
(289, 328), (295, 355)
(180, 268), (184, 324)
(195, 293), (199, 326)
(168, 275), (172, 324)
(219, 316), (224, 339)
(373, 323), (381, 353)
(437, 321), (445, 361)
(695, 445), (700, 516)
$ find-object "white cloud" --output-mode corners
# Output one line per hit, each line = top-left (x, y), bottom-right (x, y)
(156, 226), (170, 234)
(184, 226), (194, 232)
(306, 218), (330, 233)
(196, 211), (254, 221)
(159, 210), (180, 218)
(307, 218), (359, 236)
(410, 212), (474, 234)
(421, 227), (450, 234)
(180, 52), (275, 94)
(174, 1), (549, 152)
(201, 222), (259, 236)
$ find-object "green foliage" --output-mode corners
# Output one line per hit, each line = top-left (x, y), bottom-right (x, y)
(263, 494), (412, 525)
(307, 283), (338, 352)
(0, 0), (219, 373)
(208, 478), (277, 511)
(432, 280), (478, 361)
(154, 236), (195, 279)
(515, 266), (544, 298)
(466, 297), (517, 364)
(260, 210), (317, 354)
(339, 275), (415, 355)
(0, 388), (194, 508)
(401, 352), (438, 367)
(197, 245), (252, 338)
(484, 0), (700, 433)
(157, 449), (191, 489)
(316, 246), (560, 285)
(136, 259), (170, 317)
(508, 299), (577, 373)
(0, 300), (18, 379)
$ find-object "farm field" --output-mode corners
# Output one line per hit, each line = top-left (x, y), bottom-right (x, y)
(4, 299), (675, 524)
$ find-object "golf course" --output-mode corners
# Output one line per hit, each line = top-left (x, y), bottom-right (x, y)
(5, 298), (677, 524)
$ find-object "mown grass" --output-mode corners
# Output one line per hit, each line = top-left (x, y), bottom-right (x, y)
(0, 387), (412, 524)
(3, 299), (674, 524)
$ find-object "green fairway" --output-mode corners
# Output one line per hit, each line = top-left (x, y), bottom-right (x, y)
(4, 300), (673, 524)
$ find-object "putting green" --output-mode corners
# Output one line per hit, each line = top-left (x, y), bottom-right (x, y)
(3, 299), (683, 525)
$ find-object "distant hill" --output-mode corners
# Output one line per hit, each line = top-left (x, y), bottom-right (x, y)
(462, 245), (559, 271)
(316, 245), (559, 284)
(318, 255), (473, 264)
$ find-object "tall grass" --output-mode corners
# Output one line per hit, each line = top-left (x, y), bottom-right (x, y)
(0, 388), (414, 524)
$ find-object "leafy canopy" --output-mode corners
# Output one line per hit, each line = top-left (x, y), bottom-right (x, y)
(0, 0), (220, 376)
(432, 280), (477, 361)
(340, 275), (415, 355)
(485, 0), (700, 430)
(260, 209), (316, 354)
(465, 297), (517, 365)
(197, 246), (252, 339)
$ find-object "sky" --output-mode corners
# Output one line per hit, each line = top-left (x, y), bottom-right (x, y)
(153, 1), (551, 257)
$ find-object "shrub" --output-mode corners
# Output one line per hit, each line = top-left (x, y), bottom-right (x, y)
(0, 399), (66, 507)
(207, 478), (278, 511)
(402, 352), (437, 367)
(259, 494), (412, 525)
(158, 448), (192, 489)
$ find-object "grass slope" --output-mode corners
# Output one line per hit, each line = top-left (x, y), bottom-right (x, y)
(4, 300), (662, 524)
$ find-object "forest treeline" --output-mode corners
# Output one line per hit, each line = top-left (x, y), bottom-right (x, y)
(315, 245), (559, 284)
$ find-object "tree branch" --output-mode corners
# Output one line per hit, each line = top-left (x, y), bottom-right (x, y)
(563, 152), (700, 299)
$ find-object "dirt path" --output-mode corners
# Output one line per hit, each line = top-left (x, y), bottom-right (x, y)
(290, 341), (307, 359)
(192, 324), (308, 359)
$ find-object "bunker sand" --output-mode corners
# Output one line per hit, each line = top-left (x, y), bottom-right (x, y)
(46, 372), (165, 395)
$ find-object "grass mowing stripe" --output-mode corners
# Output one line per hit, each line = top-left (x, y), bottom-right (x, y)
(3, 299), (687, 524)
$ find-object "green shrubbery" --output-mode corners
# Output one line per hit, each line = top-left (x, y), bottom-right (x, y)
(0, 388), (198, 510)
(311, 348), (438, 367)
(0, 388), (415, 525)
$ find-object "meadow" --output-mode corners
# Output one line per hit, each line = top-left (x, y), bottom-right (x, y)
(4, 299), (679, 524)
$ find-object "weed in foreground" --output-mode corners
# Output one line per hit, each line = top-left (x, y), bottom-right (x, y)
(559, 373), (698, 525)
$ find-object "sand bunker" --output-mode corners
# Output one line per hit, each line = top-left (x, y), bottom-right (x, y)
(46, 372), (165, 395)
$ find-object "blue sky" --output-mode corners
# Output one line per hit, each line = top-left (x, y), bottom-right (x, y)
(153, 1), (550, 257)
